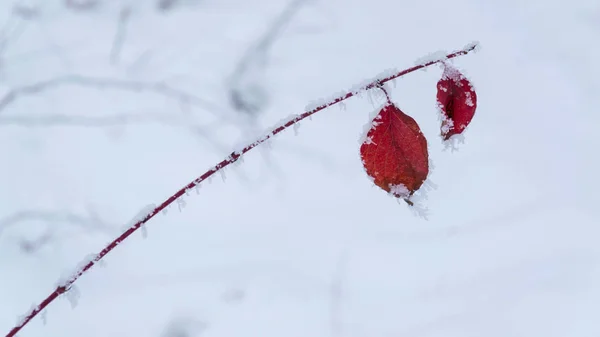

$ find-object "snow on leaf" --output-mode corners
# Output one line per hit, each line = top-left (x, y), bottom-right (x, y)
(436, 64), (477, 142)
(360, 103), (430, 204)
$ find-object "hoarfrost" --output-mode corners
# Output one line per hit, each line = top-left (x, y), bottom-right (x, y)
(124, 204), (156, 238)
(443, 133), (466, 152)
(231, 153), (244, 168)
(414, 50), (448, 69)
(16, 304), (38, 326)
(404, 179), (437, 220)
(64, 285), (81, 309)
(176, 198), (187, 213)
(358, 103), (386, 146)
(464, 40), (481, 53)
(305, 97), (329, 111)
(465, 91), (474, 107)
(388, 184), (410, 199)
(126, 204), (156, 228)
(40, 310), (47, 325)
(349, 68), (398, 95)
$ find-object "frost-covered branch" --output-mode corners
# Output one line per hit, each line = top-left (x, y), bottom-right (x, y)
(4, 42), (478, 337)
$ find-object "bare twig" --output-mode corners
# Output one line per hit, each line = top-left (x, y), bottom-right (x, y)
(228, 0), (309, 116)
(64, 0), (100, 12)
(0, 75), (235, 123)
(110, 7), (132, 65)
(0, 208), (115, 253)
(0, 209), (114, 235)
(157, 0), (179, 12)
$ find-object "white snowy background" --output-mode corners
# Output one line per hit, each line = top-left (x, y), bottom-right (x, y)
(0, 0), (598, 336)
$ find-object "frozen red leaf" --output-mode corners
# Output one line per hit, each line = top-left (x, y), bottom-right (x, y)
(436, 65), (477, 140)
(360, 103), (429, 202)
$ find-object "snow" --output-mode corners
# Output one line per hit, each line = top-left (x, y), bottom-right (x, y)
(1, 1), (599, 337)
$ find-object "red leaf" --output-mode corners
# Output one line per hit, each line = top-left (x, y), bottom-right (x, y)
(436, 65), (477, 140)
(360, 103), (429, 201)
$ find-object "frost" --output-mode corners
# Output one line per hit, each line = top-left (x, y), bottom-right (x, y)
(40, 310), (47, 325)
(219, 168), (227, 182)
(374, 68), (399, 83)
(358, 103), (386, 146)
(388, 184), (410, 198)
(126, 204), (156, 227)
(408, 201), (431, 220)
(305, 97), (329, 111)
(293, 122), (300, 136)
(403, 179), (438, 220)
(348, 68), (398, 96)
(124, 204), (156, 239)
(414, 50), (448, 67)
(465, 91), (474, 107)
(194, 184), (201, 194)
(64, 285), (81, 309)
(231, 153), (244, 168)
(176, 198), (187, 213)
(464, 40), (481, 53)
(443, 133), (466, 152)
(16, 304), (38, 326)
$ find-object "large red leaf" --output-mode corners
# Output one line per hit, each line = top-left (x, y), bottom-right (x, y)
(436, 65), (477, 140)
(360, 103), (429, 203)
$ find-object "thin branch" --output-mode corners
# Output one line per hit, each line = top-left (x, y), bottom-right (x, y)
(228, 0), (309, 115)
(110, 7), (132, 65)
(0, 208), (115, 253)
(0, 75), (235, 123)
(64, 0), (100, 12)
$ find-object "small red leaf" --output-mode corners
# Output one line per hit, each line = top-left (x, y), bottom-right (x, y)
(360, 103), (429, 201)
(436, 65), (477, 140)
